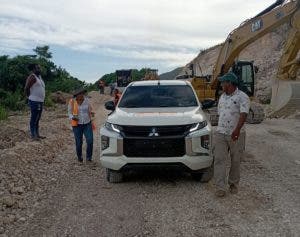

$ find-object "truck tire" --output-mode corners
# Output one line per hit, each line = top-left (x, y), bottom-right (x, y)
(199, 166), (213, 183)
(106, 168), (123, 183)
(191, 166), (213, 183)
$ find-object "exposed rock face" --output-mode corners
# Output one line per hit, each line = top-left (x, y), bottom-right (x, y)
(180, 45), (222, 77)
(240, 24), (290, 103)
(180, 24), (291, 104)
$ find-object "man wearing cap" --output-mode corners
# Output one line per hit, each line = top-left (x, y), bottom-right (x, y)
(214, 72), (250, 197)
(68, 88), (94, 163)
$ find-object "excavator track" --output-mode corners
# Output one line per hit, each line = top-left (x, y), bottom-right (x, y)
(246, 102), (265, 124)
(205, 101), (265, 126)
(205, 107), (218, 126)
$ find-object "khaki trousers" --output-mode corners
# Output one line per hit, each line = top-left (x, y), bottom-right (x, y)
(213, 132), (244, 191)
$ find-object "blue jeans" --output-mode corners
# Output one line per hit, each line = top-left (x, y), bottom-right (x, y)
(72, 122), (93, 161)
(28, 100), (43, 138)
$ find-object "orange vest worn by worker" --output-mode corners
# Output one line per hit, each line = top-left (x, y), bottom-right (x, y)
(69, 98), (79, 127)
(69, 98), (96, 130)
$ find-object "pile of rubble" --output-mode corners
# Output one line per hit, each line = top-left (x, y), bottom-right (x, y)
(0, 105), (74, 234)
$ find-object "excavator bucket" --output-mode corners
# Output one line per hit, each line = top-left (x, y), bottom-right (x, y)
(271, 79), (300, 118)
(270, 7), (300, 118)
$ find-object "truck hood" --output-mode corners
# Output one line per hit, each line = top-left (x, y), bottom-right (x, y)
(107, 107), (207, 126)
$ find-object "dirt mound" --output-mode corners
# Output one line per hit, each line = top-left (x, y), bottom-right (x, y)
(0, 90), (112, 234)
(0, 106), (74, 234)
(50, 91), (72, 104)
(0, 126), (30, 149)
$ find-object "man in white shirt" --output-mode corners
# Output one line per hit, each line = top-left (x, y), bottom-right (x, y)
(214, 72), (250, 197)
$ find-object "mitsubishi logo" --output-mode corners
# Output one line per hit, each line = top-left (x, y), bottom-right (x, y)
(148, 127), (159, 137)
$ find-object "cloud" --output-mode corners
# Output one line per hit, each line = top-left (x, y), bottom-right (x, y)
(0, 0), (275, 76)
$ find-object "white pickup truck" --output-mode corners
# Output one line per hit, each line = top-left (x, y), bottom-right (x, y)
(100, 80), (213, 182)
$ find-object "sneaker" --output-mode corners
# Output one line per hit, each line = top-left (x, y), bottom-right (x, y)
(38, 135), (46, 139)
(215, 190), (226, 197)
(229, 184), (238, 194)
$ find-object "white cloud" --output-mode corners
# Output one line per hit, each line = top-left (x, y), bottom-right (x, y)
(0, 0), (276, 71)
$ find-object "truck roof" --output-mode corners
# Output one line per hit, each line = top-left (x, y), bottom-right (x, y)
(130, 80), (188, 86)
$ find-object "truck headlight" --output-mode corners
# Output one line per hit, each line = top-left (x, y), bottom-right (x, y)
(189, 121), (207, 132)
(101, 135), (110, 150)
(105, 122), (121, 133)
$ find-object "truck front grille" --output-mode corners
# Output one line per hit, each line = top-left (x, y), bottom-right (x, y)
(119, 125), (193, 137)
(124, 138), (185, 157)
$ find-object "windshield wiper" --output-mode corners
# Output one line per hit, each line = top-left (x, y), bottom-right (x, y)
(122, 105), (139, 108)
(157, 105), (175, 107)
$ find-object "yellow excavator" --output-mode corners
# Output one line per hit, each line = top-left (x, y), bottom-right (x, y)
(190, 0), (300, 125)
(143, 69), (159, 80)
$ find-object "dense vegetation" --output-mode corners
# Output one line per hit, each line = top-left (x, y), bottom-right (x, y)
(0, 46), (95, 119)
(0, 45), (162, 120)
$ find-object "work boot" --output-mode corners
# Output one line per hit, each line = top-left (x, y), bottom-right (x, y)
(215, 189), (226, 197)
(31, 136), (40, 141)
(229, 184), (238, 194)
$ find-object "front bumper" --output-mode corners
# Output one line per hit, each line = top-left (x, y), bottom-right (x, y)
(100, 126), (213, 171)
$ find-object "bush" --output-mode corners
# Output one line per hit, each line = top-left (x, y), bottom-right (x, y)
(44, 92), (55, 107)
(0, 90), (25, 111)
(0, 105), (8, 120)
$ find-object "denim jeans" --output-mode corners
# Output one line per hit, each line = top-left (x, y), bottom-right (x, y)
(28, 100), (43, 138)
(72, 122), (93, 161)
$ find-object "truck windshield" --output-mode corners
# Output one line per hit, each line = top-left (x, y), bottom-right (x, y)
(118, 85), (198, 108)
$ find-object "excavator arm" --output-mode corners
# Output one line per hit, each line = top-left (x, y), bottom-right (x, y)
(211, 0), (300, 89)
(277, 8), (300, 80)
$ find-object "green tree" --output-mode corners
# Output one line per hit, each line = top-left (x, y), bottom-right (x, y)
(33, 45), (52, 59)
(96, 68), (152, 86)
(0, 45), (88, 111)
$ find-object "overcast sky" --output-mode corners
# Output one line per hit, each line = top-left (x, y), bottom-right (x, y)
(0, 0), (275, 83)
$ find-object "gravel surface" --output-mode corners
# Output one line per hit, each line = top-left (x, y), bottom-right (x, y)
(1, 91), (299, 237)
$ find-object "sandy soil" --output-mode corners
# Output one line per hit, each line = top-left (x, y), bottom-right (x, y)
(0, 90), (299, 237)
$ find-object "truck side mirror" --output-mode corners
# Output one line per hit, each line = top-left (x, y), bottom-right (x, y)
(105, 101), (115, 111)
(201, 99), (215, 110)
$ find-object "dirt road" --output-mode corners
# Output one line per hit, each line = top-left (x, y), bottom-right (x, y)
(1, 91), (299, 236)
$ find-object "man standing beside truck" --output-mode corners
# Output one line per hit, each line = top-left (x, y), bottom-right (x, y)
(214, 72), (250, 197)
(68, 88), (94, 163)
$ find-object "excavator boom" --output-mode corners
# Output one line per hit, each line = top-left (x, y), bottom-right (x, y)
(212, 0), (299, 88)
(190, 0), (300, 124)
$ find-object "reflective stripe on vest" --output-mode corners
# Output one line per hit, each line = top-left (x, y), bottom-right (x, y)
(69, 98), (78, 127)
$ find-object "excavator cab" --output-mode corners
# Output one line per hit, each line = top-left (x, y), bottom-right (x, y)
(143, 69), (159, 80)
(232, 61), (255, 97)
(116, 70), (133, 87)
